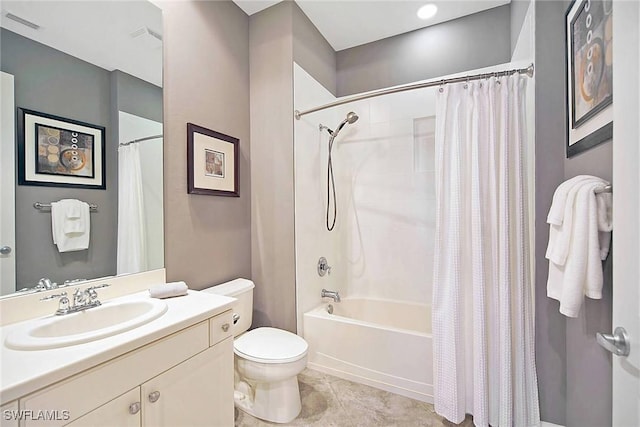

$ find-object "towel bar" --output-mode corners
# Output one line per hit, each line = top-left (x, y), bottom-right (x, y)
(33, 202), (98, 212)
(594, 185), (613, 194)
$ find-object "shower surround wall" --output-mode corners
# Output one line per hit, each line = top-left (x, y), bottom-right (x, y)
(294, 63), (436, 330)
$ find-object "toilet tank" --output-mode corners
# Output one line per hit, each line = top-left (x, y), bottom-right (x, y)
(202, 278), (254, 337)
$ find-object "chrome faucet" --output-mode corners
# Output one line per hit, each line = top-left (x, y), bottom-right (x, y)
(321, 288), (341, 303)
(37, 277), (57, 290)
(41, 284), (110, 315)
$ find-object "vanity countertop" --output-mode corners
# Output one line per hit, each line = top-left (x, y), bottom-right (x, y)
(0, 290), (234, 404)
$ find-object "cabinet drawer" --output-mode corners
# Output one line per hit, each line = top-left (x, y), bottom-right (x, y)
(209, 309), (233, 346)
(21, 321), (208, 427)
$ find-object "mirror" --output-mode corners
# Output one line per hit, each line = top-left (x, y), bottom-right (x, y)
(0, 1), (163, 297)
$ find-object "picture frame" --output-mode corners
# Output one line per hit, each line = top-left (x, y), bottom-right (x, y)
(565, 0), (613, 157)
(17, 108), (106, 189)
(187, 123), (239, 197)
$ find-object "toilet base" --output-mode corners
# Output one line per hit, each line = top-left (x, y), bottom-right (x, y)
(234, 376), (302, 424)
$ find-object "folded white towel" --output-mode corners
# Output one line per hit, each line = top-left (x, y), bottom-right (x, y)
(51, 199), (90, 252)
(546, 175), (594, 225)
(149, 282), (189, 299)
(546, 177), (612, 317)
(597, 191), (613, 260)
(546, 176), (601, 265)
(63, 200), (89, 234)
(66, 202), (81, 219)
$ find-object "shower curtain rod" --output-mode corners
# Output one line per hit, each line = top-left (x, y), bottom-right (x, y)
(119, 134), (163, 147)
(294, 63), (534, 120)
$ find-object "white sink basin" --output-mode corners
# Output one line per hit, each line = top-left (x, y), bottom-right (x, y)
(5, 298), (168, 350)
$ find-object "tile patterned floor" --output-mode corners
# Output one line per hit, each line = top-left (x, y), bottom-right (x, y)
(234, 369), (473, 427)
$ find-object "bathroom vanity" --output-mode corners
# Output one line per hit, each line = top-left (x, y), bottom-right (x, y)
(0, 273), (235, 427)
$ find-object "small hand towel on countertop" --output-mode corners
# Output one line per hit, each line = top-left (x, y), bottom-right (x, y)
(149, 282), (189, 299)
(51, 199), (91, 252)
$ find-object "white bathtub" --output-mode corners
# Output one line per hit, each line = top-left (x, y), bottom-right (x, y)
(303, 298), (433, 403)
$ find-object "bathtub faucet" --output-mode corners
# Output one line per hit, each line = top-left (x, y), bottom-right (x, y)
(321, 289), (341, 303)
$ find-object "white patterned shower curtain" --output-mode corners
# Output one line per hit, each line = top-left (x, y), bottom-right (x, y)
(117, 143), (148, 275)
(432, 74), (539, 427)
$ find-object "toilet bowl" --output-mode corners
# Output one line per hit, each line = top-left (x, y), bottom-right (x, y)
(203, 279), (308, 424)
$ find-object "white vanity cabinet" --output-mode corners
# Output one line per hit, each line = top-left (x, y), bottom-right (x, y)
(0, 401), (19, 427)
(18, 310), (234, 427)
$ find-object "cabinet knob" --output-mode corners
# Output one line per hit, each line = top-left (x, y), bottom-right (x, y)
(222, 323), (230, 332)
(129, 402), (141, 415)
(148, 391), (161, 403)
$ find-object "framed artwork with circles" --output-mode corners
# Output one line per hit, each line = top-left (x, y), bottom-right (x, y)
(565, 0), (613, 157)
(17, 108), (106, 189)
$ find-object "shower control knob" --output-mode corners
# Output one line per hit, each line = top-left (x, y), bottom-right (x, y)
(318, 257), (331, 277)
(129, 402), (141, 415)
(148, 391), (161, 403)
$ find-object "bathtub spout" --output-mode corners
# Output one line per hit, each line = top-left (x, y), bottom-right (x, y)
(321, 289), (341, 302)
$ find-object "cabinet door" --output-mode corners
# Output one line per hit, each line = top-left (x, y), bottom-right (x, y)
(1, 400), (19, 427)
(65, 388), (140, 427)
(142, 338), (233, 427)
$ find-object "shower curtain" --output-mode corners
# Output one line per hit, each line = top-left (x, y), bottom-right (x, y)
(432, 74), (539, 427)
(117, 143), (148, 275)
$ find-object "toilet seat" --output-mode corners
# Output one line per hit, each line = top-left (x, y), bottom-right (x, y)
(234, 327), (308, 364)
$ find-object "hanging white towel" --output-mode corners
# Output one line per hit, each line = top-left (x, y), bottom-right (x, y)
(545, 175), (601, 266)
(51, 199), (91, 252)
(546, 177), (612, 317)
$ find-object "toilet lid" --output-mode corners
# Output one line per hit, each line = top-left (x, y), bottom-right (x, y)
(234, 327), (308, 364)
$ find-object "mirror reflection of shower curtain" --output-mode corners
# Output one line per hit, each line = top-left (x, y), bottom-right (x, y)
(117, 143), (148, 275)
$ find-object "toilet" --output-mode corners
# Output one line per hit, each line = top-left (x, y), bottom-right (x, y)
(203, 278), (308, 424)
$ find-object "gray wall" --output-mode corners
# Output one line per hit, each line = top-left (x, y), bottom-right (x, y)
(111, 70), (162, 123)
(335, 5), (511, 96)
(292, 2), (336, 96)
(564, 144), (613, 427)
(160, 1), (252, 289)
(1, 28), (117, 288)
(249, 1), (337, 332)
(249, 2), (296, 331)
(535, 2), (613, 425)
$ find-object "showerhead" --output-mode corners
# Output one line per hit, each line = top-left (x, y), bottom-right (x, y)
(331, 111), (359, 137)
(346, 111), (359, 124)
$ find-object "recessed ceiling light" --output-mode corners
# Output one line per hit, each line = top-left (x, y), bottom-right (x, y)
(417, 4), (438, 20)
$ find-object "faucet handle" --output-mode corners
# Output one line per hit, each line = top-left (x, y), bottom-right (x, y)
(40, 291), (67, 301)
(85, 284), (109, 302)
(86, 283), (110, 291)
(318, 257), (332, 277)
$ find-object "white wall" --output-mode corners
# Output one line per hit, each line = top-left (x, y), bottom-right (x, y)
(293, 63), (341, 335)
(333, 89), (437, 304)
(118, 111), (164, 271)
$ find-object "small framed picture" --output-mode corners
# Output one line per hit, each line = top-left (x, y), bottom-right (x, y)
(17, 108), (106, 189)
(187, 123), (239, 197)
(565, 0), (613, 157)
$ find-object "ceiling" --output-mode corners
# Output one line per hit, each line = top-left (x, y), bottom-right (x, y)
(1, 1), (162, 87)
(233, 0), (511, 51)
